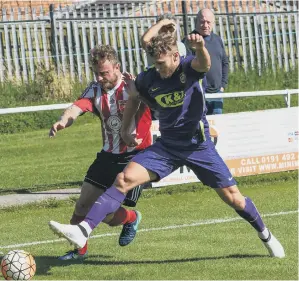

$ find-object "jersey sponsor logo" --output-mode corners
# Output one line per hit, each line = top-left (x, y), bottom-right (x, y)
(107, 115), (122, 132)
(155, 91), (185, 108)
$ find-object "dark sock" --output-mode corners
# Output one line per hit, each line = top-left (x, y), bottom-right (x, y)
(235, 197), (265, 232)
(70, 213), (85, 225)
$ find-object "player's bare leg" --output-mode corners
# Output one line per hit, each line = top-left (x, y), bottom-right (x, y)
(57, 181), (143, 260)
(49, 162), (156, 249)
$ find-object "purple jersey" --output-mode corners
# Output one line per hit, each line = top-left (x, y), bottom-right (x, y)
(136, 56), (210, 148)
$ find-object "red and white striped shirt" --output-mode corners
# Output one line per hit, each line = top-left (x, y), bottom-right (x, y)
(73, 80), (152, 154)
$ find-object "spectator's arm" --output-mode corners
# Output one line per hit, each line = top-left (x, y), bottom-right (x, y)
(220, 40), (229, 90)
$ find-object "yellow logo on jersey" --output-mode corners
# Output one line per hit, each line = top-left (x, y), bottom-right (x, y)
(155, 91), (185, 108)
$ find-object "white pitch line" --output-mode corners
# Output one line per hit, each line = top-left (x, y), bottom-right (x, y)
(0, 210), (297, 250)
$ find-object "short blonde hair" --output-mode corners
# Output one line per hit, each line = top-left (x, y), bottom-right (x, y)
(146, 33), (178, 58)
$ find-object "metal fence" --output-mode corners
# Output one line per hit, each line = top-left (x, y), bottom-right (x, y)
(0, 0), (298, 82)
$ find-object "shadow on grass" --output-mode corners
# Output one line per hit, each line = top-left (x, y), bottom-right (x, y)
(35, 254), (267, 275)
(0, 181), (82, 194)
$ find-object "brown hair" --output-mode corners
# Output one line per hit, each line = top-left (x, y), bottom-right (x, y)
(146, 33), (178, 58)
(89, 45), (120, 66)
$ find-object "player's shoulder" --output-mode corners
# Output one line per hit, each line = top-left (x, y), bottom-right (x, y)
(136, 66), (156, 83)
(143, 65), (156, 76)
(80, 81), (99, 99)
(210, 33), (223, 44)
(180, 55), (195, 69)
(211, 32), (221, 40)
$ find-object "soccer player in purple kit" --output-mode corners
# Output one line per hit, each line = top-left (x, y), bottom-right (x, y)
(49, 20), (285, 258)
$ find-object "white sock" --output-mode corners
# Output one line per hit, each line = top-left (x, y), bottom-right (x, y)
(79, 221), (93, 236)
(258, 227), (270, 240)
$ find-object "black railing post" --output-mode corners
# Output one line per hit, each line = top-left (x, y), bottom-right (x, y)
(49, 4), (58, 67)
(182, 1), (189, 36)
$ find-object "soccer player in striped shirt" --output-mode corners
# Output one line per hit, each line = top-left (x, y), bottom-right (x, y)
(48, 45), (152, 260)
(49, 23), (285, 258)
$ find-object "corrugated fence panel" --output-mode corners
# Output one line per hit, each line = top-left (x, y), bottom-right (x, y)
(0, 0), (297, 81)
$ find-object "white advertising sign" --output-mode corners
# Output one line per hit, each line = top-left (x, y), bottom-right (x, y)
(151, 107), (298, 187)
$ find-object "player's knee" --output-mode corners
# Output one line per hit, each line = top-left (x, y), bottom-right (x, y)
(225, 194), (245, 210)
(115, 171), (136, 193)
(218, 186), (245, 210)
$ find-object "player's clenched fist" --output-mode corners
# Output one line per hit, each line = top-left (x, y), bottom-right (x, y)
(187, 33), (205, 49)
(49, 121), (66, 137)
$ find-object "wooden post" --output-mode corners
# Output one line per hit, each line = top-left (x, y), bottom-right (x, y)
(286, 0), (295, 69)
(73, 9), (82, 81)
(25, 8), (35, 81)
(232, 1), (242, 68)
(124, 4), (134, 74)
(0, 28), (5, 82)
(224, 1), (234, 72)
(239, 3), (248, 71)
(66, 8), (75, 79)
(18, 8), (28, 82)
(58, 7), (66, 75)
(80, 8), (90, 79)
(10, 8), (21, 80)
(132, 3), (141, 73)
(139, 2), (148, 67)
(32, 8), (41, 66)
(245, 1), (255, 69)
(40, 7), (49, 70)
(95, 8), (102, 46)
(49, 4), (59, 73)
(253, 1), (262, 75)
(3, 9), (13, 79)
(117, 3), (126, 72)
(265, 1), (276, 72)
(110, 4), (118, 52)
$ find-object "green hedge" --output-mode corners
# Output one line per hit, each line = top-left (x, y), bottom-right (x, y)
(0, 66), (298, 134)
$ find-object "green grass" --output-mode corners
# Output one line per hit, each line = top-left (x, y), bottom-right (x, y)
(0, 180), (297, 280)
(0, 96), (298, 280)
(0, 118), (298, 194)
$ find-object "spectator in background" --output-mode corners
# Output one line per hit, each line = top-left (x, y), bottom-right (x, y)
(183, 8), (229, 115)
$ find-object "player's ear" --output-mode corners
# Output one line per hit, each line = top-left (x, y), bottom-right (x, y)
(115, 63), (121, 70)
(173, 51), (180, 62)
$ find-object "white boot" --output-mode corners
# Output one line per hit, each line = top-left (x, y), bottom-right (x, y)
(261, 232), (285, 258)
(49, 221), (88, 249)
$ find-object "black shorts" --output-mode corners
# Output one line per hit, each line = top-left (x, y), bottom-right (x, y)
(84, 150), (143, 207)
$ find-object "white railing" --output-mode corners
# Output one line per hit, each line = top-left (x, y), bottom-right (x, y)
(0, 89), (298, 115)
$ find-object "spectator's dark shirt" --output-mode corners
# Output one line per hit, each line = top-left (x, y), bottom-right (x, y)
(183, 31), (229, 93)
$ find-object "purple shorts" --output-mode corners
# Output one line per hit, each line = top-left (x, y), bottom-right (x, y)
(131, 139), (236, 188)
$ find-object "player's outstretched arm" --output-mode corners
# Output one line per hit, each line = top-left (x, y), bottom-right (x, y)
(188, 33), (211, 73)
(141, 19), (176, 49)
(49, 105), (83, 137)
